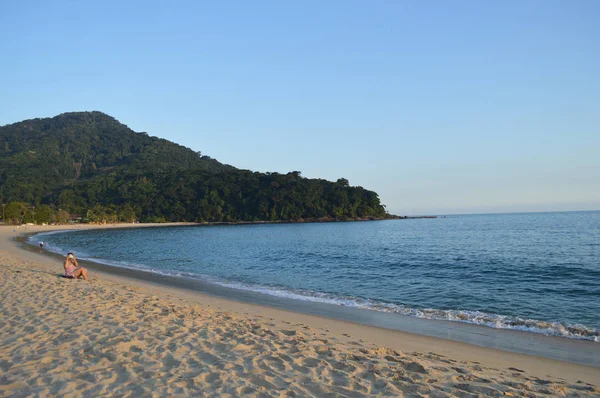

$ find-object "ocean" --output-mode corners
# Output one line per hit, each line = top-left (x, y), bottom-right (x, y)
(31, 211), (600, 342)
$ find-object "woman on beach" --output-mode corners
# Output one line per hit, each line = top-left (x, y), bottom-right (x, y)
(64, 253), (88, 280)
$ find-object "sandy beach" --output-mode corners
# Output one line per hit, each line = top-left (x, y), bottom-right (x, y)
(1, 224), (599, 397)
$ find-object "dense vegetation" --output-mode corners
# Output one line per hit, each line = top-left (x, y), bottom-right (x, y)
(0, 112), (388, 224)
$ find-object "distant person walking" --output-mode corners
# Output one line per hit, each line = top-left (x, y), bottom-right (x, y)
(64, 253), (88, 280)
(39, 241), (44, 248)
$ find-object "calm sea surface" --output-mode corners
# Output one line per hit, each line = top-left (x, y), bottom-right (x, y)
(33, 211), (600, 341)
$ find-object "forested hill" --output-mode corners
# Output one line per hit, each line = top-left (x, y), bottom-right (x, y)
(0, 111), (388, 224)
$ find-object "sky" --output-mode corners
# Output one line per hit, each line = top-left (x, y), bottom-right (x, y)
(1, 1), (598, 215)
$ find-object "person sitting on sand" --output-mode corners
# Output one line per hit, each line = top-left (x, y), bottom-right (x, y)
(64, 253), (88, 280)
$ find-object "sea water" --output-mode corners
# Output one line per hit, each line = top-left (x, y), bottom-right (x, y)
(32, 211), (600, 341)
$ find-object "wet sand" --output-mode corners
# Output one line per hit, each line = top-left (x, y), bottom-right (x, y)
(1, 224), (599, 397)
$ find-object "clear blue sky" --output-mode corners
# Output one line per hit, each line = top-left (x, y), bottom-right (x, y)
(1, 1), (598, 215)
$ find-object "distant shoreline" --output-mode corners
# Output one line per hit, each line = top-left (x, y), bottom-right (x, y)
(0, 214), (437, 229)
(192, 214), (437, 226)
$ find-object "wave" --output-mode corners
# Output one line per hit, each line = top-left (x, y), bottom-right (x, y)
(205, 279), (599, 342)
(27, 231), (600, 342)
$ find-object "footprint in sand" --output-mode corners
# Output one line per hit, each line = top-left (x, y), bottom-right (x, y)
(262, 356), (286, 372)
(302, 357), (321, 368)
(403, 361), (428, 374)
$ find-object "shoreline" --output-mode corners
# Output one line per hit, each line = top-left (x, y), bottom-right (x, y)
(2, 223), (599, 396)
(21, 226), (600, 367)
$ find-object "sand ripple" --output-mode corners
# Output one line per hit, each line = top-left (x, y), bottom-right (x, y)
(1, 250), (599, 397)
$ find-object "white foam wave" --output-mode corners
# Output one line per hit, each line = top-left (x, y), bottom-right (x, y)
(205, 279), (599, 341)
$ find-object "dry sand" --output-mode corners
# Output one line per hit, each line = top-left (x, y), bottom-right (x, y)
(1, 224), (599, 397)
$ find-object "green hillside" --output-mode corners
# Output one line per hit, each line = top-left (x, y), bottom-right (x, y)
(0, 112), (388, 224)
